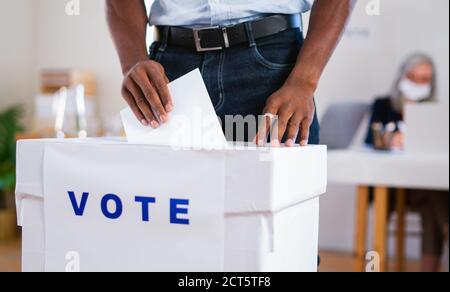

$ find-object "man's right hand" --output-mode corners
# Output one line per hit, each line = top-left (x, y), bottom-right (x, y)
(122, 60), (173, 128)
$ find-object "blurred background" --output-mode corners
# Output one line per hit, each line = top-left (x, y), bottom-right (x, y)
(0, 0), (448, 272)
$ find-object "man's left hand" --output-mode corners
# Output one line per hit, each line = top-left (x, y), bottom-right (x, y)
(255, 82), (315, 147)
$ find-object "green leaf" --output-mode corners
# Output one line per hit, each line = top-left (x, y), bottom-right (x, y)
(0, 105), (24, 195)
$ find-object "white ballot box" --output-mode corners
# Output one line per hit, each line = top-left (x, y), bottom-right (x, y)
(15, 138), (327, 272)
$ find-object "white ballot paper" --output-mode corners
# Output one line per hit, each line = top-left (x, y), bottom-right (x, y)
(121, 69), (228, 150)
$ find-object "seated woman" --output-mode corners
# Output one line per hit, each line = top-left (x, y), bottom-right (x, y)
(365, 53), (449, 272)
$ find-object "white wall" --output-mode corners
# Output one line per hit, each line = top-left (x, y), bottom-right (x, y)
(312, 0), (449, 115)
(0, 0), (125, 124)
(0, 0), (37, 121)
(32, 0), (125, 124)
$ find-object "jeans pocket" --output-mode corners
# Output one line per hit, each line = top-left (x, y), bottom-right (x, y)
(251, 44), (297, 70)
(251, 29), (302, 70)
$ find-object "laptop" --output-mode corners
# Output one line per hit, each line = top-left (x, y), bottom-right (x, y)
(404, 103), (449, 154)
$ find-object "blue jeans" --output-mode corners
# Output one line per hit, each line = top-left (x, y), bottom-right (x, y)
(149, 26), (320, 144)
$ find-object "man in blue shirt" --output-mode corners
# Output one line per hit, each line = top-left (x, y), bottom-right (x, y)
(107, 0), (355, 146)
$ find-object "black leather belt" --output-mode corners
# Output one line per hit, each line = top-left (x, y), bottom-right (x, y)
(155, 14), (302, 52)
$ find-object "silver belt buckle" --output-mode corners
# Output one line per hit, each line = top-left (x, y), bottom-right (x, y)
(193, 26), (230, 52)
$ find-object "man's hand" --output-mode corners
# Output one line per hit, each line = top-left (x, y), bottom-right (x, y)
(256, 82), (315, 147)
(122, 60), (173, 128)
(107, 0), (173, 127)
(256, 0), (355, 147)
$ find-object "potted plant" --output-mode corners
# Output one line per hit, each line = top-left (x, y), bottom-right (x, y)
(0, 105), (24, 240)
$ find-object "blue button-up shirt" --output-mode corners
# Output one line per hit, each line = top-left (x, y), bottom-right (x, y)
(149, 0), (313, 27)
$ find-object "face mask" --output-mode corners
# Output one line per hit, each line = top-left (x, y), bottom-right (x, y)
(398, 78), (432, 102)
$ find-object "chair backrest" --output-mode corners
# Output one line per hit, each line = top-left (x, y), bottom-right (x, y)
(320, 102), (370, 150)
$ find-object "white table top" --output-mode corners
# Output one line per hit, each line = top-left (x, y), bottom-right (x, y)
(328, 147), (449, 190)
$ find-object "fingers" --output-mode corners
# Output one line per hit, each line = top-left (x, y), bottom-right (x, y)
(255, 103), (279, 146)
(121, 61), (173, 128)
(255, 102), (297, 148)
(284, 117), (312, 147)
(122, 87), (146, 126)
(147, 65), (173, 113)
(276, 106), (293, 144)
(299, 118), (312, 147)
(285, 116), (301, 147)
(124, 79), (159, 128)
(132, 69), (168, 124)
(254, 102), (313, 148)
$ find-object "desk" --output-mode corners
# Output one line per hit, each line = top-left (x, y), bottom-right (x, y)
(328, 148), (449, 272)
